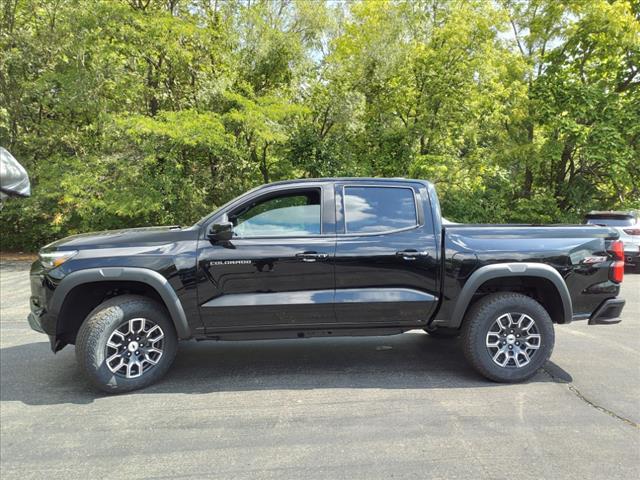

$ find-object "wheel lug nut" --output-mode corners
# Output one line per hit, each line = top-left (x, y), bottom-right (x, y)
(508, 345), (513, 349)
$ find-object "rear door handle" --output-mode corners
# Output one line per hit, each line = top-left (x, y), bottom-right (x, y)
(396, 249), (429, 261)
(296, 251), (329, 262)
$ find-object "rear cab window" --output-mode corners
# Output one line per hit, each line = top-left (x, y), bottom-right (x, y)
(585, 217), (636, 227)
(342, 185), (418, 234)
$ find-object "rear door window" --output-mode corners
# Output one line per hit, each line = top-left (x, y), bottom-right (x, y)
(344, 186), (417, 234)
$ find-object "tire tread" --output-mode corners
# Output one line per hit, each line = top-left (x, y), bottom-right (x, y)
(461, 292), (554, 383)
(75, 295), (177, 393)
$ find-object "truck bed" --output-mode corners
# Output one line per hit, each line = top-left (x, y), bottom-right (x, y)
(436, 223), (620, 324)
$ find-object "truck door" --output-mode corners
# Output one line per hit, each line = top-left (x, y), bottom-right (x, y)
(333, 182), (439, 326)
(196, 185), (336, 331)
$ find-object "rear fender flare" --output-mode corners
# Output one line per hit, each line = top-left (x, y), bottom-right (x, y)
(449, 263), (572, 328)
(51, 267), (191, 339)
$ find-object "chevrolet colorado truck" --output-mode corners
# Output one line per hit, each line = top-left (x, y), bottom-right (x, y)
(28, 178), (626, 392)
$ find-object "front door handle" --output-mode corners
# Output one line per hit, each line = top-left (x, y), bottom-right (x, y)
(396, 249), (429, 261)
(296, 251), (329, 262)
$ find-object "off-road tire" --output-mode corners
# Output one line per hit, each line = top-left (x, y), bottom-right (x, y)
(461, 292), (554, 383)
(76, 295), (178, 393)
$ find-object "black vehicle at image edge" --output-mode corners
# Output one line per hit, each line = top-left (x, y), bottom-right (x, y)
(28, 178), (626, 392)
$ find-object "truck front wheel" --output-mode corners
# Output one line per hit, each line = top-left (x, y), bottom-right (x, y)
(461, 292), (555, 383)
(75, 295), (178, 393)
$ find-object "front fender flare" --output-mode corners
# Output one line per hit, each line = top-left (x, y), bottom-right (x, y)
(50, 267), (192, 339)
(449, 263), (573, 328)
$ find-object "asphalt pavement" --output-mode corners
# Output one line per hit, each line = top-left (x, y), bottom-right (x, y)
(1, 261), (638, 479)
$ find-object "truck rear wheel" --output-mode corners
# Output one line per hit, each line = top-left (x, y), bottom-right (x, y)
(75, 295), (178, 393)
(461, 292), (554, 383)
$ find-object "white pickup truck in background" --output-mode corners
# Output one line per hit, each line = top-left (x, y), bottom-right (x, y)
(585, 211), (640, 271)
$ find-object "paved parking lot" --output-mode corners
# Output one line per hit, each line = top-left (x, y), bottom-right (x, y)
(1, 261), (638, 479)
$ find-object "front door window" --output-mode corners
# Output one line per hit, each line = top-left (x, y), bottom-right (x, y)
(232, 189), (321, 237)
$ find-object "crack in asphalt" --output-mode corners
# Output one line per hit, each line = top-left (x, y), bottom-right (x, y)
(541, 365), (639, 429)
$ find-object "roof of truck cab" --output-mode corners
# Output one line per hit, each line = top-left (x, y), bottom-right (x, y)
(195, 178), (435, 226)
(261, 177), (431, 187)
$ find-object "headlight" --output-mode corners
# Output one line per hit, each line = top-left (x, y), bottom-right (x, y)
(39, 250), (78, 269)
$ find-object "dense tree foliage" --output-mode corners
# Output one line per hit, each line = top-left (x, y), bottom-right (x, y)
(1, 0), (638, 250)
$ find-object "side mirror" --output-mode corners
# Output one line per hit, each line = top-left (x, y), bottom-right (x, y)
(208, 221), (234, 243)
(0, 148), (31, 208)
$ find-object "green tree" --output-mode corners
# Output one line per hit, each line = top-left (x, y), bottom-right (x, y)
(1, 0), (638, 251)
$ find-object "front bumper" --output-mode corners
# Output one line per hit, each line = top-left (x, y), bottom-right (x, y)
(27, 309), (59, 350)
(27, 312), (45, 333)
(28, 263), (61, 350)
(588, 298), (625, 325)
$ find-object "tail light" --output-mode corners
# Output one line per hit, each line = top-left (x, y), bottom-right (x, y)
(609, 240), (624, 283)
(623, 228), (640, 235)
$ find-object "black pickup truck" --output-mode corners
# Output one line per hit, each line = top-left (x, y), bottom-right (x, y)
(28, 178), (626, 392)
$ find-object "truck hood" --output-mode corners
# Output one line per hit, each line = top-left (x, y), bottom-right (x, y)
(42, 225), (197, 251)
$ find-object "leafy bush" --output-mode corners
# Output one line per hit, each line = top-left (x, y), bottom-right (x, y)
(1, 0), (638, 251)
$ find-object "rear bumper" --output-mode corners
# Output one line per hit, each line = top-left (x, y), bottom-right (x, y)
(624, 249), (639, 267)
(588, 298), (625, 325)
